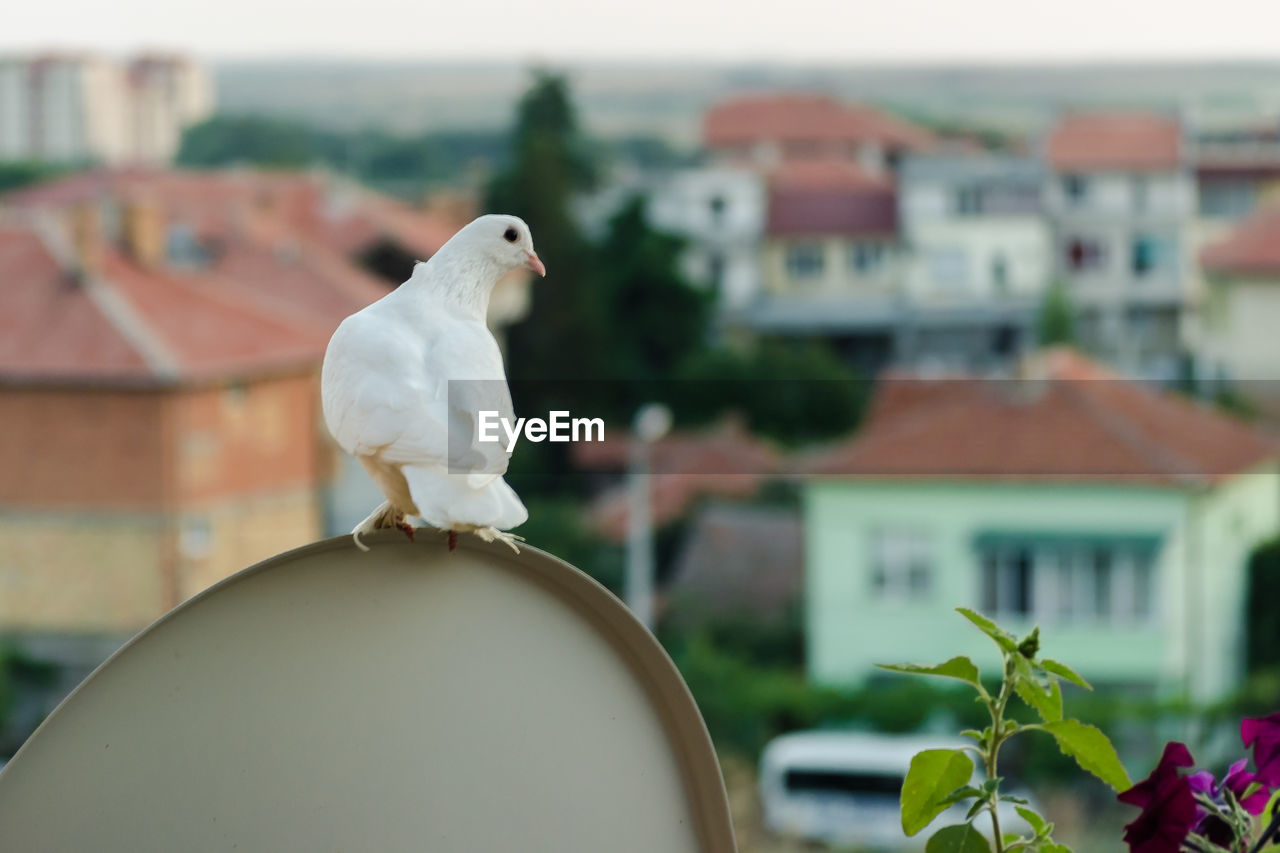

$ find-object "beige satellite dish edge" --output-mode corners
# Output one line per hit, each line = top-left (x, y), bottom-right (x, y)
(0, 531), (738, 852)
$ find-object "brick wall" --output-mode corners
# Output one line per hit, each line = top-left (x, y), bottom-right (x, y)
(0, 388), (167, 509)
(169, 373), (322, 504)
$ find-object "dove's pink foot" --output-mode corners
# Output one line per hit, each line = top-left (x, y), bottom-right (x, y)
(448, 531), (458, 551)
(397, 520), (415, 543)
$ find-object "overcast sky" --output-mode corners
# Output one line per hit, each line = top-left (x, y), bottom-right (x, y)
(3, 0), (1279, 64)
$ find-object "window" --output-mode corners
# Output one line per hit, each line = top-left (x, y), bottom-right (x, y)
(1065, 238), (1106, 273)
(1131, 235), (1175, 277)
(786, 244), (825, 279)
(706, 252), (725, 295)
(870, 528), (933, 601)
(708, 195), (727, 224)
(992, 254), (1009, 292)
(1063, 174), (1088, 205)
(1199, 180), (1258, 219)
(849, 243), (884, 274)
(956, 186), (982, 216)
(978, 540), (1156, 625)
(166, 224), (209, 268)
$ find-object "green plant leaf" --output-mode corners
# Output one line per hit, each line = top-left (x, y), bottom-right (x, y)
(878, 656), (982, 688)
(965, 798), (987, 821)
(1042, 719), (1132, 791)
(1014, 674), (1063, 723)
(1000, 794), (1029, 804)
(939, 785), (983, 807)
(1041, 658), (1092, 690)
(902, 749), (976, 836)
(956, 608), (1018, 653)
(1042, 843), (1072, 853)
(1014, 806), (1047, 835)
(926, 824), (992, 853)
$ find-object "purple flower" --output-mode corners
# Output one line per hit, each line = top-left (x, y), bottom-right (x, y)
(1119, 742), (1202, 853)
(1189, 760), (1268, 849)
(1242, 713), (1280, 788)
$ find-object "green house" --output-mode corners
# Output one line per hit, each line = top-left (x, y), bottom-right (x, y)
(802, 351), (1280, 702)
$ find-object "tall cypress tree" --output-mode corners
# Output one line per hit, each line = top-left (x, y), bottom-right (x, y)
(486, 71), (608, 402)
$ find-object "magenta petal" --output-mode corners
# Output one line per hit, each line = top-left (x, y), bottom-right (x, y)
(1187, 771), (1215, 795)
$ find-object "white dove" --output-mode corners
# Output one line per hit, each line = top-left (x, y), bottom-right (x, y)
(321, 214), (545, 553)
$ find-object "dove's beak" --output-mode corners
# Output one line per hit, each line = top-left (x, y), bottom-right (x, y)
(525, 251), (546, 278)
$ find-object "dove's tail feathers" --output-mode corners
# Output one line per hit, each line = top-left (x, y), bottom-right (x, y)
(351, 499), (401, 552)
(401, 465), (528, 533)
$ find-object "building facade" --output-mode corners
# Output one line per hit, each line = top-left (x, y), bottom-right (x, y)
(1043, 113), (1197, 379)
(802, 350), (1280, 703)
(0, 168), (480, 649)
(896, 152), (1051, 371)
(0, 53), (213, 165)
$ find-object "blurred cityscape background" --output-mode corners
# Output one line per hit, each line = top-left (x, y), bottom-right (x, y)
(4, 14), (1280, 849)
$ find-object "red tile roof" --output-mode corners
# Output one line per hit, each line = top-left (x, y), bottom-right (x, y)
(1201, 205), (1280, 276)
(0, 226), (321, 385)
(0, 168), (466, 386)
(767, 161), (897, 237)
(573, 419), (783, 540)
(804, 349), (1277, 487)
(1047, 113), (1183, 172)
(704, 94), (935, 153)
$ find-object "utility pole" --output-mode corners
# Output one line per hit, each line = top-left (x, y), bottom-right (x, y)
(625, 403), (672, 630)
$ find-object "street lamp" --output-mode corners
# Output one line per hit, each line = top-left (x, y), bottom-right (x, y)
(626, 403), (672, 630)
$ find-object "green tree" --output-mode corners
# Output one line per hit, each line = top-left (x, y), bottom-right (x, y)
(486, 71), (610, 410)
(1246, 537), (1280, 673)
(674, 340), (867, 446)
(176, 116), (338, 169)
(1037, 281), (1076, 347)
(598, 195), (712, 390)
(0, 161), (64, 194)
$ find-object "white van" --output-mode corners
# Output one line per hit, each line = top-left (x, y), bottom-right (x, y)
(760, 731), (1034, 849)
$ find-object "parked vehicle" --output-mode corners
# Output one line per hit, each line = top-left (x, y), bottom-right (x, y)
(760, 730), (1034, 849)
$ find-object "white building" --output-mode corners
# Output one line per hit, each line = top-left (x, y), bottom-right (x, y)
(1043, 112), (1197, 379)
(897, 152), (1051, 370)
(645, 165), (765, 310)
(0, 53), (213, 165)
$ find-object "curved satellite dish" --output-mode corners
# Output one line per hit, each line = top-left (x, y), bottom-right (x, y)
(0, 533), (737, 852)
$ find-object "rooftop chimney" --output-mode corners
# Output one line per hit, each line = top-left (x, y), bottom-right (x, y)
(70, 203), (102, 277)
(123, 199), (165, 267)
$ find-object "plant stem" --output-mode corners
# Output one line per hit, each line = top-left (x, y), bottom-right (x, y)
(987, 658), (1016, 853)
(1247, 802), (1280, 853)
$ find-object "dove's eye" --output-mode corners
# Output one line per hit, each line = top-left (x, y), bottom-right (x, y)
(503, 227), (519, 243)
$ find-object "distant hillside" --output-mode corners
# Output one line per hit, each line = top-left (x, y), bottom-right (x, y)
(213, 60), (1280, 142)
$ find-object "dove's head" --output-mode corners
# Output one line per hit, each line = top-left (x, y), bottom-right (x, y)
(455, 214), (546, 278)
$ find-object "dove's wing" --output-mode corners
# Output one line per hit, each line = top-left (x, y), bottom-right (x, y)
(321, 308), (514, 482)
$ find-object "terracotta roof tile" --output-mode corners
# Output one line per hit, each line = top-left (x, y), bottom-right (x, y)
(804, 349), (1277, 486)
(1201, 205), (1280, 276)
(1047, 112), (1183, 172)
(0, 168), (466, 386)
(574, 419), (783, 540)
(0, 228), (151, 381)
(704, 94), (935, 152)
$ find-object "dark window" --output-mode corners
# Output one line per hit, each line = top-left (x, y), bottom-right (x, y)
(956, 186), (982, 216)
(708, 195), (727, 223)
(1066, 238), (1105, 272)
(992, 254), (1009, 291)
(707, 252), (725, 294)
(786, 244), (825, 279)
(849, 243), (884, 274)
(785, 770), (903, 799)
(1063, 174), (1088, 204)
